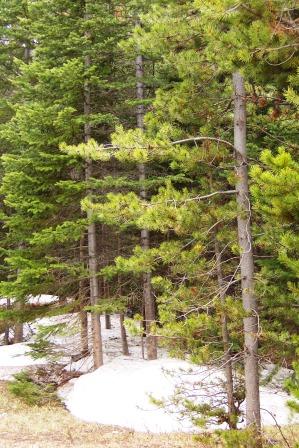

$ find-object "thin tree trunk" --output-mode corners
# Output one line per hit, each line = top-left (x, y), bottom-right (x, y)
(136, 52), (157, 360)
(14, 247), (24, 343)
(233, 72), (261, 433)
(80, 311), (89, 355)
(214, 233), (237, 429)
(104, 280), (111, 329)
(79, 233), (89, 355)
(14, 306), (23, 343)
(105, 313), (111, 329)
(117, 233), (129, 355)
(101, 224), (111, 330)
(86, 215), (103, 368)
(84, 2), (103, 369)
(14, 44), (32, 345)
(4, 298), (10, 345)
(120, 313), (129, 356)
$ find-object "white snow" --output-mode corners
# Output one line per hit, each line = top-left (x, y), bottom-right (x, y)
(259, 387), (297, 426)
(64, 357), (197, 433)
(0, 294), (58, 307)
(28, 294), (59, 305)
(0, 342), (46, 367)
(64, 354), (299, 433)
(0, 342), (47, 381)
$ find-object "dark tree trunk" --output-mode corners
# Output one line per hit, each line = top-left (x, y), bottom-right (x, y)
(105, 313), (111, 330)
(136, 52), (157, 360)
(104, 280), (111, 330)
(233, 72), (261, 433)
(117, 234), (129, 355)
(4, 298), (10, 345)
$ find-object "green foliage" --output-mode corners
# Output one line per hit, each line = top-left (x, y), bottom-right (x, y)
(85, 297), (127, 314)
(123, 315), (145, 337)
(0, 0), (298, 436)
(60, 139), (111, 162)
(8, 371), (61, 407)
(285, 358), (299, 414)
(196, 428), (262, 448)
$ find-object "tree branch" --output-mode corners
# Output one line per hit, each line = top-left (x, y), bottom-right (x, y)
(172, 136), (235, 148)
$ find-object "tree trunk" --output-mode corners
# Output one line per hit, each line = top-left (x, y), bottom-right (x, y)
(120, 313), (129, 356)
(4, 298), (10, 345)
(136, 52), (157, 360)
(80, 311), (89, 355)
(214, 233), (237, 429)
(104, 280), (111, 329)
(233, 72), (261, 433)
(14, 306), (23, 343)
(79, 233), (89, 355)
(105, 313), (111, 329)
(14, 248), (24, 343)
(117, 234), (129, 355)
(84, 1), (103, 369)
(86, 217), (103, 369)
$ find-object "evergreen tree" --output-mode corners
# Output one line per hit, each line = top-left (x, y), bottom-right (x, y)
(87, 0), (298, 433)
(0, 0), (133, 362)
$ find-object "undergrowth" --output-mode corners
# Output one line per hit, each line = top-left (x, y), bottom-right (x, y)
(8, 371), (61, 406)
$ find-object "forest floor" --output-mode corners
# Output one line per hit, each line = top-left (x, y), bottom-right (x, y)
(0, 381), (199, 448)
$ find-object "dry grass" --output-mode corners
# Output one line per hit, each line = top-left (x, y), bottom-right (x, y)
(266, 424), (299, 448)
(0, 381), (200, 448)
(1, 381), (298, 448)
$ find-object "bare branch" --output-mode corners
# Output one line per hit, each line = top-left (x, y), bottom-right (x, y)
(172, 136), (235, 148)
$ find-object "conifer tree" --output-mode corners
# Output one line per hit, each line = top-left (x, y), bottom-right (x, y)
(0, 0), (132, 361)
(92, 0), (298, 432)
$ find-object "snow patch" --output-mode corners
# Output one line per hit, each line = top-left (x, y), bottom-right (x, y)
(64, 356), (299, 433)
(0, 342), (47, 380)
(65, 357), (197, 433)
(0, 294), (58, 307)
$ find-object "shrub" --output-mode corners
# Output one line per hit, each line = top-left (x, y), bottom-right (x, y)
(8, 371), (61, 406)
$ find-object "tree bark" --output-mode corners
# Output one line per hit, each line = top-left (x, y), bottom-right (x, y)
(136, 52), (157, 360)
(117, 234), (129, 355)
(14, 246), (24, 343)
(105, 313), (111, 330)
(120, 313), (129, 356)
(84, 1), (103, 369)
(14, 308), (23, 343)
(214, 233), (237, 429)
(104, 280), (111, 329)
(79, 233), (89, 355)
(4, 298), (10, 345)
(233, 72), (261, 432)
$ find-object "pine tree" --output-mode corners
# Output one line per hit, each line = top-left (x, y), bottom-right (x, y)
(0, 0), (133, 362)
(91, 0), (298, 433)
